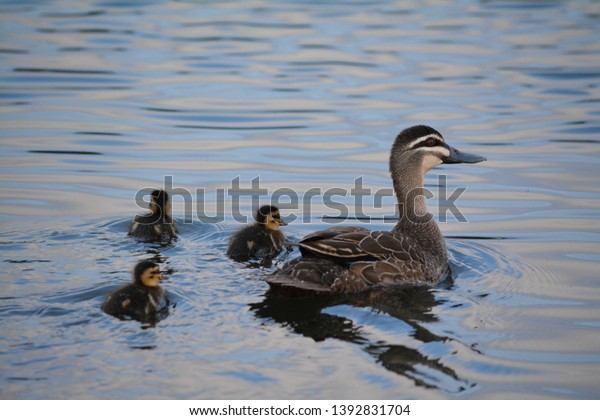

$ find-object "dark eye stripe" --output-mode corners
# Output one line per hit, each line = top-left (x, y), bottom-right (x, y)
(412, 137), (444, 150)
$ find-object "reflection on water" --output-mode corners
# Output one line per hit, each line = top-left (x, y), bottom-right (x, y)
(249, 238), (546, 395)
(251, 286), (475, 394)
(1, 0), (600, 399)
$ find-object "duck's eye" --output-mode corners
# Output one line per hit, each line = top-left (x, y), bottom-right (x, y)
(424, 137), (439, 148)
(412, 136), (442, 150)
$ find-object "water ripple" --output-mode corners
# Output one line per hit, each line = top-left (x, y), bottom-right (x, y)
(1, 0), (599, 399)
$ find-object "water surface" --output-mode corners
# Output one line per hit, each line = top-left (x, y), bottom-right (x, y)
(1, 0), (600, 399)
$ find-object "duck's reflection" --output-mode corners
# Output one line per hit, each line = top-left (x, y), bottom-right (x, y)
(249, 284), (475, 393)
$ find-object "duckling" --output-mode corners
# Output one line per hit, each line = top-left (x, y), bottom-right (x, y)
(101, 260), (166, 322)
(227, 205), (288, 262)
(128, 189), (177, 243)
(267, 125), (486, 294)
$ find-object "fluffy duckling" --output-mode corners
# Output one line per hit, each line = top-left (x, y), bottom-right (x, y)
(102, 260), (166, 322)
(227, 205), (287, 262)
(128, 189), (177, 243)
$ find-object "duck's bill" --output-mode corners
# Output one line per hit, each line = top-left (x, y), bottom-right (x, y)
(444, 146), (486, 164)
(278, 219), (288, 226)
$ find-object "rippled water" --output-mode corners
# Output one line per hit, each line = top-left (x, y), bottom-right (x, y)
(1, 0), (599, 399)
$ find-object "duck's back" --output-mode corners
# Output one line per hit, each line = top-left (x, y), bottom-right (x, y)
(267, 222), (449, 294)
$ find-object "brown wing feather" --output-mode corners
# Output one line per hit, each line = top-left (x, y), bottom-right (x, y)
(358, 232), (425, 263)
(268, 228), (440, 294)
(350, 257), (426, 286)
(300, 226), (369, 242)
(299, 227), (371, 260)
(267, 256), (375, 294)
(348, 231), (430, 285)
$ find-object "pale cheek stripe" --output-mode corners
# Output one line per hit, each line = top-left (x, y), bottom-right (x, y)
(427, 145), (450, 157)
(422, 154), (443, 169)
(406, 134), (444, 149)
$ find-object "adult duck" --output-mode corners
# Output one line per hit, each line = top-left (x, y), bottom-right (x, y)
(267, 125), (485, 294)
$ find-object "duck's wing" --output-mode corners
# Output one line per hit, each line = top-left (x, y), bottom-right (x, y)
(298, 226), (371, 261)
(266, 256), (373, 294)
(300, 229), (430, 286)
(298, 226), (420, 263)
(348, 231), (430, 285)
(300, 226), (370, 242)
(269, 228), (435, 294)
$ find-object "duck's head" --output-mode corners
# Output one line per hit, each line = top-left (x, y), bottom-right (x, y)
(390, 125), (486, 179)
(256, 205), (287, 231)
(149, 189), (171, 217)
(133, 260), (162, 288)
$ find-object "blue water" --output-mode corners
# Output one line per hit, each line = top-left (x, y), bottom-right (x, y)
(1, 0), (599, 399)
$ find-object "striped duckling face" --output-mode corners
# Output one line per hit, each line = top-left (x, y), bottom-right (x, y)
(392, 125), (486, 176)
(256, 205), (288, 232)
(134, 260), (162, 288)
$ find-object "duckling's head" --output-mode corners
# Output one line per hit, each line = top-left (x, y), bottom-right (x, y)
(390, 125), (486, 179)
(149, 189), (171, 217)
(133, 260), (162, 288)
(255, 205), (287, 231)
